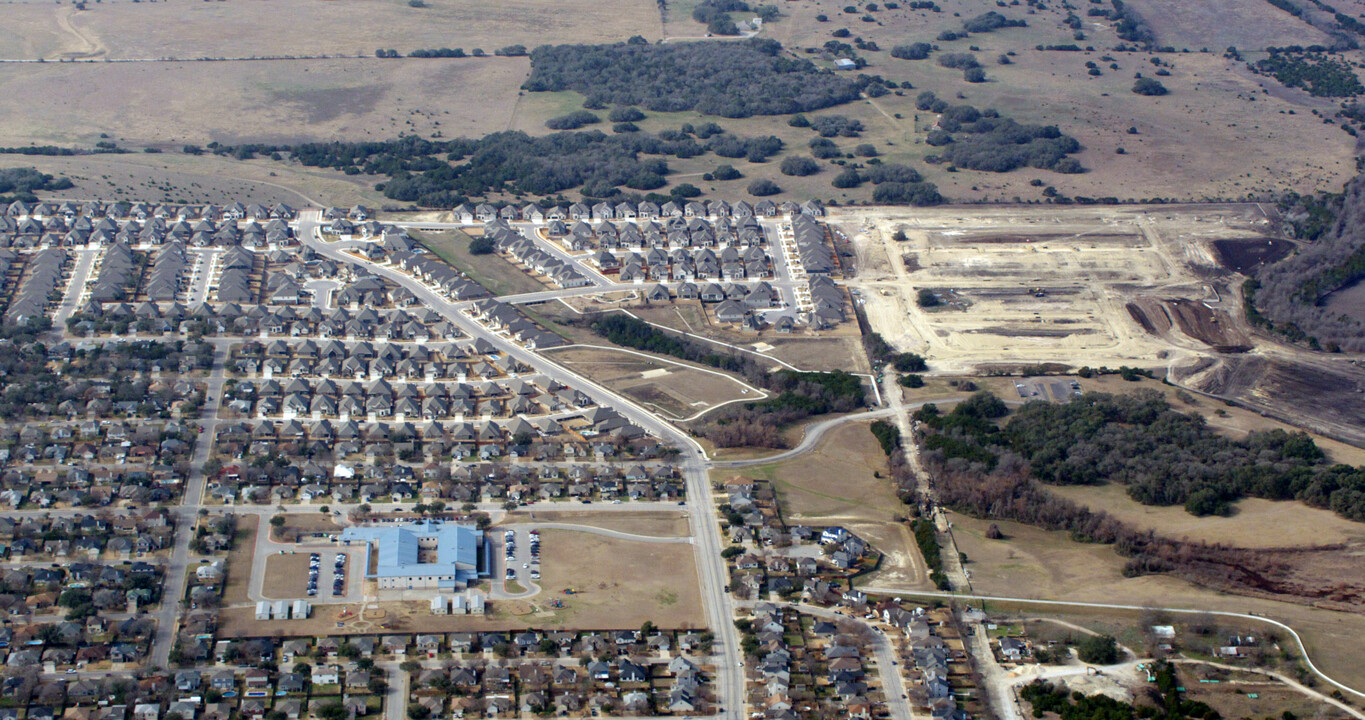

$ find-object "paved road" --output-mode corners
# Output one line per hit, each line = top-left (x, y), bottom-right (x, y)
(299, 215), (747, 720)
(149, 343), (228, 668)
(859, 587), (1365, 703)
(785, 602), (917, 720)
(53, 248), (98, 327)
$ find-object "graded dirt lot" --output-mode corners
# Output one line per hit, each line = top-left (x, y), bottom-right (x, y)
(545, 345), (760, 421)
(0, 0), (661, 61)
(838, 204), (1280, 373)
(501, 509), (692, 538)
(721, 421), (928, 588)
(944, 512), (1365, 693)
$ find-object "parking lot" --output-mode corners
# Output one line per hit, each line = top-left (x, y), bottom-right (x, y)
(498, 526), (541, 594)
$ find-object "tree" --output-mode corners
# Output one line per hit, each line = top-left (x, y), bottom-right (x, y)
(747, 179), (781, 196)
(1132, 77), (1168, 96)
(1077, 635), (1120, 664)
(832, 168), (862, 188)
(468, 236), (495, 255)
(713, 164), (743, 180)
(269, 515), (285, 528)
(917, 288), (941, 307)
(779, 155), (820, 176)
(899, 373), (924, 388)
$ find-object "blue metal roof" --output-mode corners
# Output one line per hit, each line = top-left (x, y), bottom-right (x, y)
(340, 521), (483, 583)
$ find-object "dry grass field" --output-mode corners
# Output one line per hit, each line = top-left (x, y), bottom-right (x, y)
(0, 0), (661, 61)
(221, 514), (259, 606)
(721, 421), (928, 588)
(501, 509), (692, 538)
(0, 57), (526, 147)
(546, 345), (759, 420)
(838, 203), (1279, 372)
(946, 512), (1365, 692)
(536, 529), (706, 629)
(260, 553), (317, 600)
(1047, 483), (1365, 549)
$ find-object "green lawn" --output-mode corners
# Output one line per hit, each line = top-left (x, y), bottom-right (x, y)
(411, 229), (546, 297)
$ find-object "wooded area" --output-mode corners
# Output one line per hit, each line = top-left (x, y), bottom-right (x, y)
(523, 39), (863, 118)
(1253, 173), (1365, 351)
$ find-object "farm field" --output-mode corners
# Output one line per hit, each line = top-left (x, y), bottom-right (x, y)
(545, 345), (760, 421)
(0, 0), (661, 61)
(719, 421), (928, 589)
(943, 512), (1365, 693)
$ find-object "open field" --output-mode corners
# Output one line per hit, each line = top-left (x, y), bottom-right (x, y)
(411, 229), (547, 297)
(1047, 483), (1365, 549)
(535, 529), (705, 629)
(500, 509), (692, 538)
(0, 151), (381, 208)
(221, 514), (259, 606)
(753, 0), (1353, 202)
(0, 0), (662, 61)
(719, 421), (928, 588)
(943, 512), (1365, 692)
(0, 57), (527, 148)
(545, 345), (760, 421)
(839, 203), (1282, 373)
(260, 554), (316, 600)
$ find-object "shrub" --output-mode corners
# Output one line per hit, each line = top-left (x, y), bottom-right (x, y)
(545, 111), (601, 130)
(747, 178), (781, 196)
(779, 155), (821, 176)
(937, 52), (979, 69)
(713, 164), (743, 180)
(1132, 77), (1168, 96)
(899, 373), (925, 388)
(963, 66), (986, 82)
(855, 143), (878, 157)
(608, 106), (647, 122)
(831, 168), (862, 188)
(891, 42), (933, 60)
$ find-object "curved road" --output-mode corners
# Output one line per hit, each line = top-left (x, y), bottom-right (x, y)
(859, 587), (1365, 703)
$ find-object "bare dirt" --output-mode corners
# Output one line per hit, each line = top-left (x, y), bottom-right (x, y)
(546, 346), (757, 421)
(1211, 237), (1295, 275)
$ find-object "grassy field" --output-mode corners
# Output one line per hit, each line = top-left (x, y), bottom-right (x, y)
(261, 553), (317, 600)
(0, 0), (662, 61)
(719, 421), (928, 588)
(1047, 483), (1365, 549)
(0, 57), (528, 148)
(947, 511), (1365, 692)
(501, 509), (692, 538)
(535, 529), (706, 629)
(544, 345), (759, 420)
(411, 229), (548, 296)
(221, 514), (259, 606)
